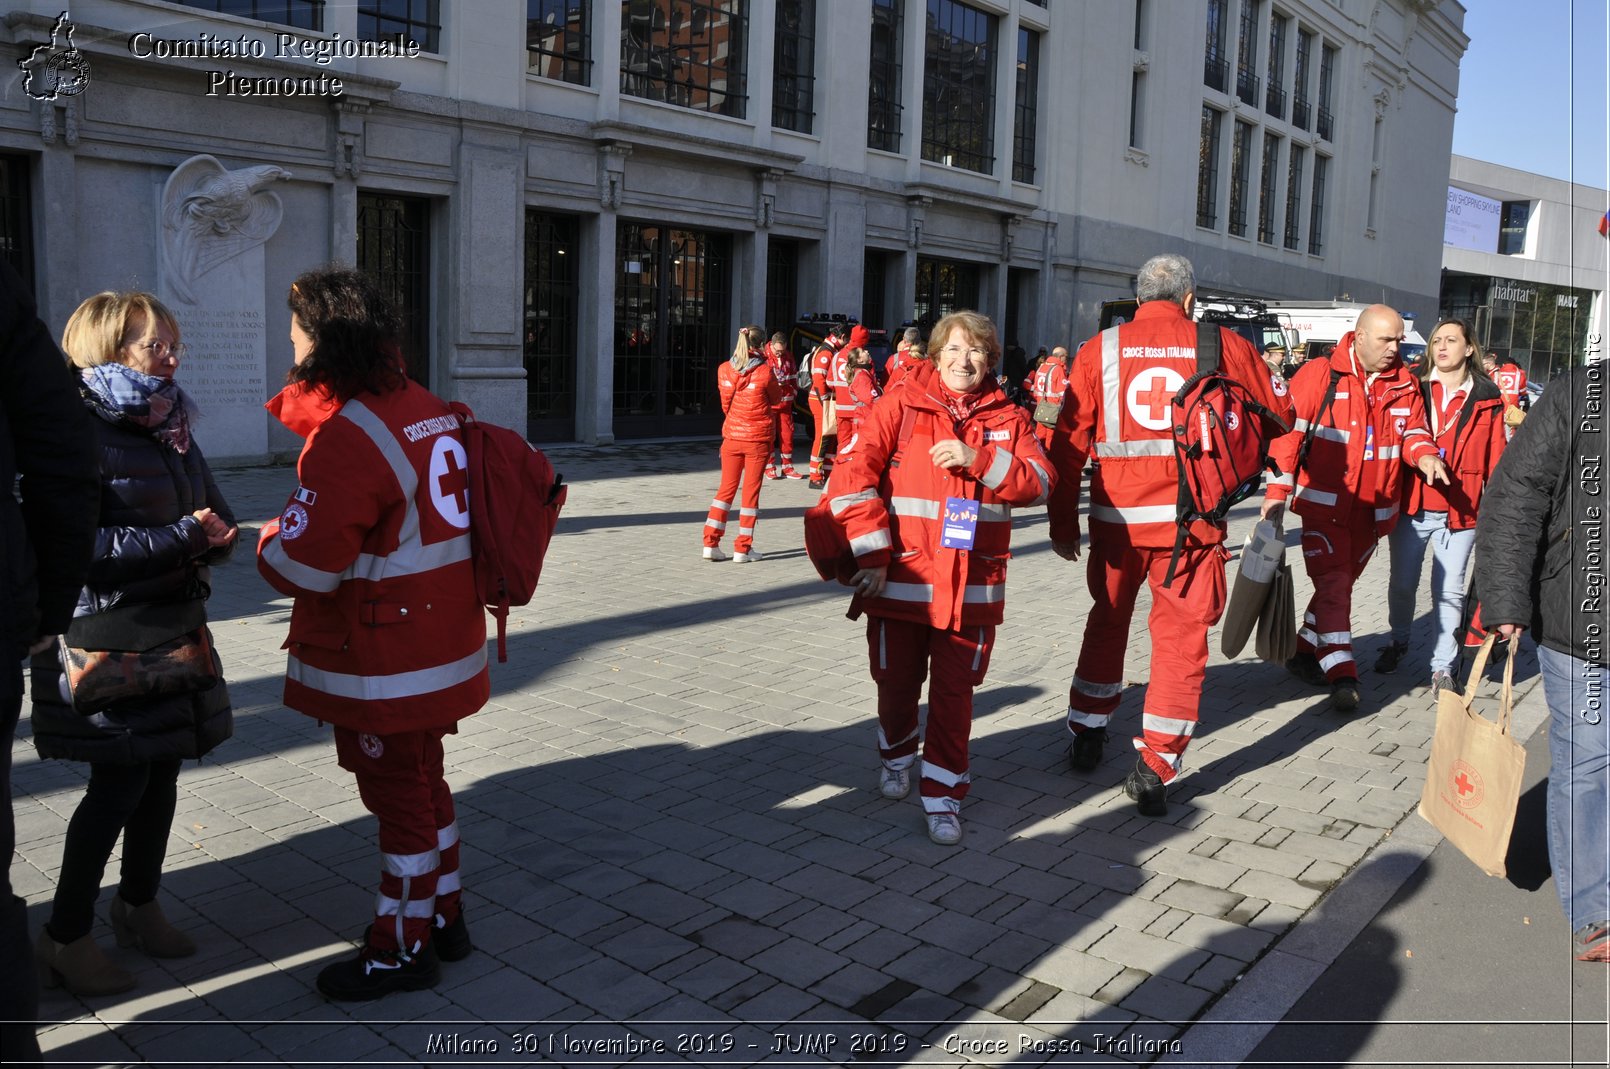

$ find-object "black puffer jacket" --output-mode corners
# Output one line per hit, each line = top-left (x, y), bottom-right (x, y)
(1474, 361), (1610, 665)
(30, 386), (237, 764)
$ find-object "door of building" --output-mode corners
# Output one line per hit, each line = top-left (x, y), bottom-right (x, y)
(613, 222), (731, 439)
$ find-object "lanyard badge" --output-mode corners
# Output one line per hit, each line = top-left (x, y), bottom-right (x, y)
(941, 496), (979, 550)
(1363, 424), (1375, 462)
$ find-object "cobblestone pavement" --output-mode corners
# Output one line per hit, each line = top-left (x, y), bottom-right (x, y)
(12, 438), (1544, 1067)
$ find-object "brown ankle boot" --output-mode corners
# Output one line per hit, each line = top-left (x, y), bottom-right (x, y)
(110, 895), (196, 959)
(35, 929), (135, 996)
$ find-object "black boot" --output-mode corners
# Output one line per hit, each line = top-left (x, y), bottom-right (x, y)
(317, 938), (439, 1002)
(433, 908), (473, 963)
(1124, 759), (1168, 817)
(1069, 728), (1107, 772)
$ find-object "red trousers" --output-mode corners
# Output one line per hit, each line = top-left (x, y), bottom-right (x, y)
(1033, 423), (1055, 451)
(772, 407), (798, 472)
(334, 726), (461, 953)
(704, 438), (769, 553)
(1067, 541), (1227, 783)
(868, 616), (995, 815)
(808, 396), (833, 479)
(1296, 510), (1380, 682)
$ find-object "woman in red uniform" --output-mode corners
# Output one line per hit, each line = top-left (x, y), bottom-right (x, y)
(1378, 319), (1506, 693)
(828, 311), (1053, 845)
(836, 346), (881, 456)
(703, 326), (781, 562)
(765, 332), (804, 479)
(257, 267), (487, 1000)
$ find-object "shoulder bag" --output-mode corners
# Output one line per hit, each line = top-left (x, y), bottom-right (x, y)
(59, 600), (219, 714)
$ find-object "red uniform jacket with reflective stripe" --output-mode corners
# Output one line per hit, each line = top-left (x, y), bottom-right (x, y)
(809, 344), (835, 402)
(1265, 333), (1439, 535)
(1031, 359), (1067, 405)
(1047, 301), (1294, 549)
(1400, 375), (1506, 530)
(718, 357), (781, 443)
(766, 344), (798, 405)
(257, 380), (489, 733)
(828, 380), (1053, 631)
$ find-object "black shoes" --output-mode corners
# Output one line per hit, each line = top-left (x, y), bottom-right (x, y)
(1329, 677), (1361, 713)
(807, 477), (824, 489)
(1374, 641), (1408, 674)
(1069, 728), (1107, 772)
(1286, 652), (1329, 688)
(1124, 759), (1167, 817)
(434, 909), (473, 963)
(317, 939), (439, 1002)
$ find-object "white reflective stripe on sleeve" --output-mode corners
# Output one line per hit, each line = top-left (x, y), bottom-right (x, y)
(1267, 471), (1294, 487)
(980, 447), (1013, 490)
(1095, 439), (1174, 458)
(435, 871), (462, 895)
(288, 646), (487, 702)
(260, 536), (342, 593)
(888, 496), (940, 519)
(1292, 485), (1338, 507)
(1141, 714), (1197, 739)
(1072, 674), (1123, 699)
(881, 582), (935, 603)
(963, 583), (1005, 604)
(978, 502), (1012, 523)
(1025, 458), (1050, 504)
(1319, 650), (1356, 672)
(1375, 445), (1401, 460)
(347, 535), (472, 583)
(850, 529), (891, 555)
(438, 822), (460, 850)
(375, 893), (437, 918)
(1375, 504), (1399, 523)
(1311, 425), (1349, 443)
(1090, 503), (1177, 524)
(383, 848), (441, 878)
(921, 759), (970, 788)
(1101, 327), (1122, 445)
(829, 488), (879, 515)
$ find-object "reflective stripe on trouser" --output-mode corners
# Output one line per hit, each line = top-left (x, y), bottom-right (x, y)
(334, 725), (458, 953)
(705, 438), (770, 553)
(773, 407), (798, 471)
(808, 396), (832, 478)
(1070, 541), (1226, 783)
(1296, 511), (1380, 683)
(868, 616), (995, 815)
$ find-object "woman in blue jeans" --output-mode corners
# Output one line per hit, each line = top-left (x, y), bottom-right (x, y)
(1377, 319), (1506, 694)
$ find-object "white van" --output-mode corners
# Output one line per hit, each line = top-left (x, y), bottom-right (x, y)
(1263, 301), (1426, 367)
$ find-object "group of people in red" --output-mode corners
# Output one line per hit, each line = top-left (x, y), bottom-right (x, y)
(797, 252), (1516, 848)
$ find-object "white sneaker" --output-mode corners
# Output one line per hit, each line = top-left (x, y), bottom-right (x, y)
(702, 546), (729, 562)
(732, 548), (765, 563)
(878, 764), (911, 799)
(926, 812), (962, 846)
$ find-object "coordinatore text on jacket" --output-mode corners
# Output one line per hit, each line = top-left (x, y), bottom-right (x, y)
(206, 70), (344, 96)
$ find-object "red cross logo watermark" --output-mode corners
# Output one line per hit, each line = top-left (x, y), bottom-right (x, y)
(428, 437), (472, 529)
(1125, 368), (1185, 431)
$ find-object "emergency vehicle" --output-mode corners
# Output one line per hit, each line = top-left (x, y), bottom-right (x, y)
(1098, 295), (1295, 355)
(1262, 300), (1427, 367)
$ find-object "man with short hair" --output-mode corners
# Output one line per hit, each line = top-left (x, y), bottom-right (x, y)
(1029, 346), (1069, 448)
(1260, 305), (1450, 712)
(1048, 254), (1292, 815)
(885, 326), (923, 390)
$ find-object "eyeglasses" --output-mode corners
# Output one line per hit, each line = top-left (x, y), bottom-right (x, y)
(938, 345), (987, 361)
(130, 340), (188, 360)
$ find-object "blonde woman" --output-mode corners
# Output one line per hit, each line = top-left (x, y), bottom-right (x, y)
(32, 292), (236, 995)
(702, 325), (781, 562)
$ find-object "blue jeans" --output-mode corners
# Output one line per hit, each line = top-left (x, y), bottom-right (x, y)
(1537, 646), (1610, 931)
(1386, 510), (1475, 675)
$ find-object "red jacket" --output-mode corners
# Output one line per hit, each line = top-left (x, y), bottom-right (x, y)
(1031, 358), (1067, 405)
(1264, 332), (1439, 535)
(885, 348), (924, 390)
(828, 379), (1053, 630)
(718, 357), (781, 443)
(1048, 301), (1294, 549)
(1492, 364), (1528, 409)
(766, 344), (798, 405)
(1400, 374), (1506, 529)
(809, 344), (836, 403)
(257, 380), (489, 733)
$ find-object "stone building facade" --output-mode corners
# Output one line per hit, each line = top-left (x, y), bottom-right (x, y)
(0, 0), (1467, 457)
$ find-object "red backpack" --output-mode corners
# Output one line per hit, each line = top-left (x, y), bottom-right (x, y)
(1163, 323), (1288, 585)
(449, 403), (567, 661)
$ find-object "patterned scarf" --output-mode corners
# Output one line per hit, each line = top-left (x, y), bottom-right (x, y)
(79, 362), (197, 455)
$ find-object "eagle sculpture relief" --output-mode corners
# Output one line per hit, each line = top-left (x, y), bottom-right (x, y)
(162, 156), (292, 304)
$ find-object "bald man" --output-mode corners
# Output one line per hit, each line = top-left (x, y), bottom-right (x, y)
(1261, 305), (1449, 713)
